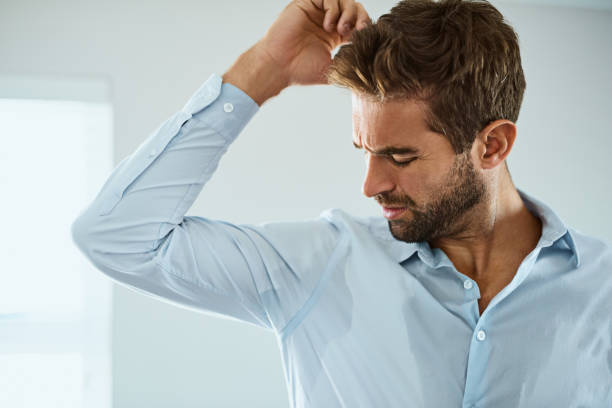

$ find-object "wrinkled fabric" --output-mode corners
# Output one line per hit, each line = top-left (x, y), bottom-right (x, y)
(71, 73), (612, 408)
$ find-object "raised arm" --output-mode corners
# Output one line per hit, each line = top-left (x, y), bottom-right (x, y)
(70, 0), (371, 335)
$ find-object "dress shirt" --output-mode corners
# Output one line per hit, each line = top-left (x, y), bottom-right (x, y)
(71, 73), (612, 408)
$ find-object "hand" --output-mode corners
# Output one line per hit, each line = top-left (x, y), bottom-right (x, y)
(258, 0), (372, 86)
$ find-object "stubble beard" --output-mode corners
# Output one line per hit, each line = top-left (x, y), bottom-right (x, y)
(386, 153), (488, 243)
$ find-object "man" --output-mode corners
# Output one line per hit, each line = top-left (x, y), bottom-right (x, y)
(72, 0), (612, 406)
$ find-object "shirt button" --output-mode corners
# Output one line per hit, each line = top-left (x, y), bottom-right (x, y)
(463, 280), (473, 289)
(223, 102), (234, 112)
(148, 149), (157, 157)
(476, 330), (486, 341)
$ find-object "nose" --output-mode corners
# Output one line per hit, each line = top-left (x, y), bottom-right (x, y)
(361, 154), (396, 198)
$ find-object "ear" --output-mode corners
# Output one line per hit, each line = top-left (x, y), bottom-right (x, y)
(474, 119), (516, 170)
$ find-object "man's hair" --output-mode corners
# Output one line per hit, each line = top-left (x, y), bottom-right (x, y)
(326, 0), (526, 155)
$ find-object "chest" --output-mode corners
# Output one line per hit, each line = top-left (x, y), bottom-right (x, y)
(466, 266), (520, 315)
(287, 261), (612, 408)
(476, 278), (514, 314)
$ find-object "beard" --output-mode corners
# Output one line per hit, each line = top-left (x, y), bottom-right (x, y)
(380, 153), (487, 243)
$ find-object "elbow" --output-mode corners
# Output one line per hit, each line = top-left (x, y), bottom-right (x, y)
(70, 212), (159, 279)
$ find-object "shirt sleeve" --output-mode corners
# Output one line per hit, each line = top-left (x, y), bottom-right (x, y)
(70, 73), (342, 334)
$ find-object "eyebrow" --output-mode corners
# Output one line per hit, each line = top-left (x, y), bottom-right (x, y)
(352, 140), (419, 155)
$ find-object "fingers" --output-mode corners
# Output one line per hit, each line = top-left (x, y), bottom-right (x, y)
(354, 2), (372, 30)
(337, 1), (358, 37)
(321, 0), (341, 33)
(319, 0), (371, 36)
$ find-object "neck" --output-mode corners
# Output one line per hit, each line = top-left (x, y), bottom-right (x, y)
(429, 168), (542, 280)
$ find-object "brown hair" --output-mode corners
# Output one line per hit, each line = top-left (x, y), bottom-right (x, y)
(326, 0), (526, 155)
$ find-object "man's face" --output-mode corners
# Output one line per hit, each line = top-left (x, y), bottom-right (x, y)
(352, 94), (488, 243)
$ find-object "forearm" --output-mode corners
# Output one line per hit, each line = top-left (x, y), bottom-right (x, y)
(222, 44), (289, 107)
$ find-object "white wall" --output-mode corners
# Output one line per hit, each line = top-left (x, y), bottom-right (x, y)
(2, 0), (610, 406)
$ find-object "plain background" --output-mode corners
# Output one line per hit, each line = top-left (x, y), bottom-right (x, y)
(1, 0), (611, 406)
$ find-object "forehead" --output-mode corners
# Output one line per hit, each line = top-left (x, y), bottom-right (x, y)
(351, 93), (444, 150)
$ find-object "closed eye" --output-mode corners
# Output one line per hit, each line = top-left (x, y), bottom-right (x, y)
(389, 156), (417, 167)
(360, 150), (417, 167)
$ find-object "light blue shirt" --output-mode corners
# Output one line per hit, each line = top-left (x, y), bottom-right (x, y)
(71, 73), (612, 408)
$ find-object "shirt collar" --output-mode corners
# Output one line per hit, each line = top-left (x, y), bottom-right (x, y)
(369, 187), (580, 268)
(517, 188), (580, 267)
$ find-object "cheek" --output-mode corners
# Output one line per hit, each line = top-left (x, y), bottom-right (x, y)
(397, 168), (438, 198)
(407, 155), (457, 195)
